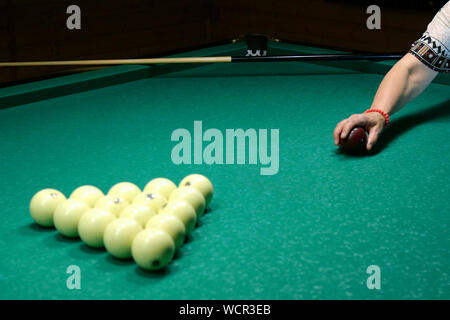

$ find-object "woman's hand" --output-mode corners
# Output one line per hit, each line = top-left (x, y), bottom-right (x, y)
(333, 112), (386, 151)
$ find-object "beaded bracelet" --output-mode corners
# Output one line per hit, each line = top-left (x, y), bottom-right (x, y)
(364, 109), (389, 127)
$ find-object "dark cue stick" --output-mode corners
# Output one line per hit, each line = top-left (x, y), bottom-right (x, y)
(231, 54), (404, 62)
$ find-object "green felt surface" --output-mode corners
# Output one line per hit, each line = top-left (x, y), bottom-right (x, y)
(0, 42), (449, 300)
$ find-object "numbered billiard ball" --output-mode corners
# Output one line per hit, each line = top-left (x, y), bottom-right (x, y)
(104, 218), (142, 259)
(29, 188), (67, 227)
(120, 204), (156, 228)
(133, 192), (167, 213)
(54, 199), (90, 237)
(95, 195), (129, 217)
(132, 228), (175, 271)
(108, 182), (141, 203)
(70, 185), (104, 207)
(143, 178), (177, 200)
(145, 213), (186, 249)
(339, 127), (368, 154)
(179, 174), (214, 206)
(78, 208), (116, 248)
(169, 187), (205, 218)
(160, 200), (197, 234)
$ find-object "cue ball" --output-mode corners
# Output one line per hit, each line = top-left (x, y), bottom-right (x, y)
(339, 127), (368, 154)
(78, 208), (116, 248)
(132, 228), (175, 271)
(169, 187), (206, 218)
(104, 218), (143, 259)
(143, 178), (177, 200)
(133, 192), (167, 213)
(29, 188), (66, 227)
(179, 174), (214, 206)
(70, 185), (104, 207)
(108, 182), (141, 203)
(53, 199), (90, 237)
(95, 195), (129, 217)
(120, 204), (156, 228)
(145, 213), (186, 249)
(160, 200), (197, 234)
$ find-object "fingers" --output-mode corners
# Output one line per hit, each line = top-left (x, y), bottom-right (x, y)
(340, 118), (358, 141)
(366, 126), (382, 150)
(333, 121), (345, 145)
(334, 113), (384, 149)
(334, 116), (359, 145)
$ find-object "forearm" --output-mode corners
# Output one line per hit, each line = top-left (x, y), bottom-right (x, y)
(371, 53), (438, 116)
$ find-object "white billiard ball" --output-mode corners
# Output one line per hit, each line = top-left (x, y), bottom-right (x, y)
(108, 182), (141, 203)
(53, 199), (90, 237)
(104, 218), (143, 259)
(95, 195), (129, 217)
(120, 204), (156, 228)
(145, 213), (186, 249)
(143, 178), (177, 200)
(133, 192), (166, 213)
(70, 185), (104, 207)
(160, 200), (197, 234)
(29, 188), (66, 227)
(169, 187), (205, 218)
(78, 208), (116, 248)
(179, 174), (213, 205)
(131, 228), (175, 271)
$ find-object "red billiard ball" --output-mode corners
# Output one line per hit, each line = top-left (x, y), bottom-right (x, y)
(339, 127), (367, 153)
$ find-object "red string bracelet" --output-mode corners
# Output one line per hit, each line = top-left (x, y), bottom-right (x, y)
(364, 109), (389, 127)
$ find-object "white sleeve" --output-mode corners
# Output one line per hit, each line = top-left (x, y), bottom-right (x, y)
(409, 1), (450, 73)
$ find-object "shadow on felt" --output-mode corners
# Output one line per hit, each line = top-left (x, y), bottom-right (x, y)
(22, 222), (55, 234)
(371, 99), (450, 154)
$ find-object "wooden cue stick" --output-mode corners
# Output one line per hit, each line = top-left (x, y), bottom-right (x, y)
(0, 54), (403, 67)
(0, 56), (232, 67)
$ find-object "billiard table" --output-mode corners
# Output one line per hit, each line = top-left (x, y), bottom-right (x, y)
(0, 41), (449, 300)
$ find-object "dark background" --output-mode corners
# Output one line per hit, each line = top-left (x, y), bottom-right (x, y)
(0, 0), (447, 85)
(327, 0), (445, 10)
